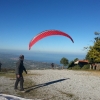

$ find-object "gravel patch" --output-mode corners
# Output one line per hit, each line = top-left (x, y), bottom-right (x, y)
(28, 70), (100, 100)
(0, 70), (100, 100)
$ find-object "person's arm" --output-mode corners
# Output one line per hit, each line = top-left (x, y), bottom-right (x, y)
(23, 66), (27, 74)
(0, 63), (2, 66)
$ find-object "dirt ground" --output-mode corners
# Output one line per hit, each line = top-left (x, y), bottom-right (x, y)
(0, 70), (100, 100)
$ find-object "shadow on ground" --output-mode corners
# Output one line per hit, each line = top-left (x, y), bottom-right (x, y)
(25, 78), (70, 92)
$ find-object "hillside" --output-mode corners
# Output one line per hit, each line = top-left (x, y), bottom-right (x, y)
(0, 53), (60, 70)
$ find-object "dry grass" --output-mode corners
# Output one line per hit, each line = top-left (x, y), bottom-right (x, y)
(0, 70), (43, 99)
(71, 69), (100, 76)
(87, 70), (100, 76)
(1, 69), (100, 100)
(58, 90), (74, 98)
(17, 78), (37, 99)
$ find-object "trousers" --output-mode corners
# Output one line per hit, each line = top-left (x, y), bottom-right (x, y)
(14, 74), (24, 90)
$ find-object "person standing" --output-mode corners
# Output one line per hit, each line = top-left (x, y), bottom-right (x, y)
(14, 55), (27, 91)
(51, 63), (54, 69)
(0, 62), (2, 72)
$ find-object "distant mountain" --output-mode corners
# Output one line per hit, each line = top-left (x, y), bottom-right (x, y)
(0, 53), (60, 70)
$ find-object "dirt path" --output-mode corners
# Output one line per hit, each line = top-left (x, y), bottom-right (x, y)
(0, 70), (100, 100)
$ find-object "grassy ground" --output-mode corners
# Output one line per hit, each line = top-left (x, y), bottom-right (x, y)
(0, 70), (42, 99)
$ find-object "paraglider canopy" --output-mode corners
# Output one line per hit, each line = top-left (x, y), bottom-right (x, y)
(29, 30), (74, 50)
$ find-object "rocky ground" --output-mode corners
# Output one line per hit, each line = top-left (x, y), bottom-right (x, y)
(0, 70), (100, 100)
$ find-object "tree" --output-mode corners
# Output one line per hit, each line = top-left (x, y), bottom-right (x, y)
(60, 57), (69, 68)
(94, 31), (100, 42)
(85, 32), (100, 63)
(68, 60), (74, 68)
(74, 58), (79, 62)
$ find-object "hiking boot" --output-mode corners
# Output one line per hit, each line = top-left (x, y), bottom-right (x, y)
(20, 89), (25, 92)
(20, 88), (24, 90)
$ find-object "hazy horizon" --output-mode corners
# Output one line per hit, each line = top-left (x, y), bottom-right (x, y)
(0, 49), (86, 65)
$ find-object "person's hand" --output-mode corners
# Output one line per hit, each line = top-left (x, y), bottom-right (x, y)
(17, 75), (20, 78)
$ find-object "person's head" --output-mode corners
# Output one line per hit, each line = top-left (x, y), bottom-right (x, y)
(19, 55), (24, 60)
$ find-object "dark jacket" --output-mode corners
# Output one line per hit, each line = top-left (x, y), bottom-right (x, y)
(0, 62), (2, 67)
(15, 59), (27, 75)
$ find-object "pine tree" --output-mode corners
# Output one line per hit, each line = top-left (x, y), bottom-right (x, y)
(86, 32), (100, 63)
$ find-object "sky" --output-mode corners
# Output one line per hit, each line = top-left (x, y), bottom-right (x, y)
(0, 0), (100, 56)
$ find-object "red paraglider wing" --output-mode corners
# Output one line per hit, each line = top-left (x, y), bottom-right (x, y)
(29, 30), (74, 50)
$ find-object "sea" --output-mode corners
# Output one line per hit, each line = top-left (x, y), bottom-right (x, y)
(0, 49), (86, 65)
(24, 52), (86, 65)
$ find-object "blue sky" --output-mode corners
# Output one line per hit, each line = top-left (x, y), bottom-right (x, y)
(0, 0), (100, 55)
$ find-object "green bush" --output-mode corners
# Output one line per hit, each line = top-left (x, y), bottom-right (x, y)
(72, 65), (81, 70)
(82, 64), (90, 70)
(67, 67), (72, 69)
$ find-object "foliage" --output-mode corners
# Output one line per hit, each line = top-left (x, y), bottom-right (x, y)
(85, 32), (100, 63)
(71, 65), (81, 70)
(81, 64), (90, 70)
(68, 61), (74, 68)
(74, 58), (79, 62)
(60, 57), (69, 66)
